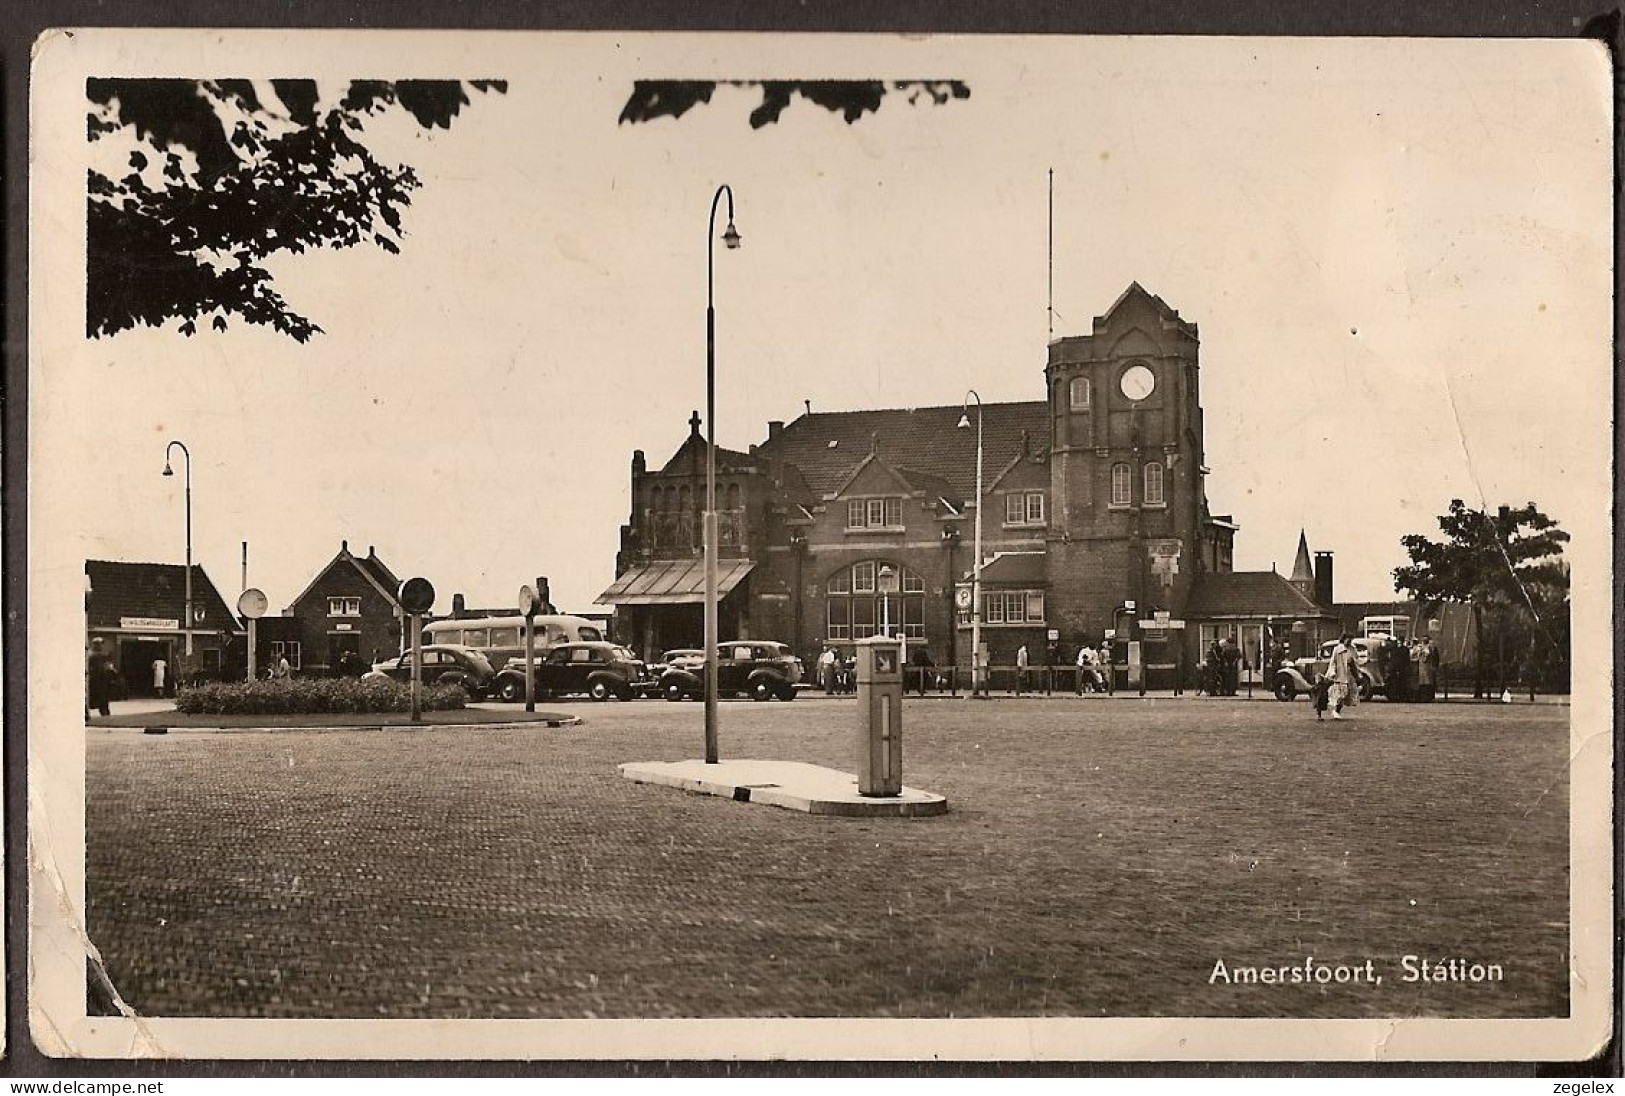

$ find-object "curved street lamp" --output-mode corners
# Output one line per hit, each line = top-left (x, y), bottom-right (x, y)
(704, 184), (741, 765)
(956, 391), (984, 696)
(162, 440), (194, 664)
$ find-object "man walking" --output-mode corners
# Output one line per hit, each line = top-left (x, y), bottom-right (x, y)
(1328, 634), (1358, 719)
(151, 655), (168, 698)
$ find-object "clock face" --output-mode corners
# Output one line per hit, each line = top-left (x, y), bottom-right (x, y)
(1119, 364), (1156, 401)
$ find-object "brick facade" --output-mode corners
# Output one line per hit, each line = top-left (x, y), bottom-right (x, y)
(603, 285), (1263, 672)
(283, 541), (405, 673)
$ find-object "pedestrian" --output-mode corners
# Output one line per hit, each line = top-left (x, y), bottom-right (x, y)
(1075, 642), (1102, 694)
(1220, 635), (1242, 696)
(1099, 640), (1113, 693)
(1310, 670), (1332, 721)
(1327, 633), (1358, 720)
(1203, 639), (1223, 696)
(151, 655), (168, 698)
(818, 646), (838, 694)
(87, 639), (115, 718)
(910, 645), (934, 696)
(271, 652), (292, 681)
(1417, 636), (1439, 702)
(1015, 644), (1029, 695)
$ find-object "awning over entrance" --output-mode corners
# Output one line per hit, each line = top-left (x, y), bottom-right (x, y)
(596, 559), (756, 605)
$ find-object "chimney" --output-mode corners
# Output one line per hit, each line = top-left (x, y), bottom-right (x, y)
(632, 449), (646, 475)
(368, 545), (376, 558)
(340, 539), (349, 554)
(768, 420), (784, 440)
(1313, 551), (1334, 607)
(452, 593), (466, 619)
(536, 576), (552, 614)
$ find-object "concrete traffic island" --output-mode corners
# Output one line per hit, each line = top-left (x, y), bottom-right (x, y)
(618, 758), (947, 817)
(625, 637), (947, 817)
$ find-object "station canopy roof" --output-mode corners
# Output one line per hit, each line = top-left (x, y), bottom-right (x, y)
(596, 559), (755, 605)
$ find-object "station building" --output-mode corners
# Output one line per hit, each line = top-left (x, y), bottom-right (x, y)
(599, 285), (1349, 681)
(85, 559), (241, 694)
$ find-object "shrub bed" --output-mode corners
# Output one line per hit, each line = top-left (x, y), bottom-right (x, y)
(175, 678), (468, 716)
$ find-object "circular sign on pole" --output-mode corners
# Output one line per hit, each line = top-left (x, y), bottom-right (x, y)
(398, 577), (436, 615)
(236, 587), (269, 620)
(517, 584), (537, 618)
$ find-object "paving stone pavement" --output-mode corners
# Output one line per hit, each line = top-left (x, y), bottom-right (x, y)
(86, 697), (1571, 1019)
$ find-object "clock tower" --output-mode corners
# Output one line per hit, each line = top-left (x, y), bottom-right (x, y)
(1044, 283), (1211, 639)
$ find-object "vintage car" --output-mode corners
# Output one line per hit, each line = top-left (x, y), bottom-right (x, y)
(660, 640), (804, 702)
(492, 641), (651, 702)
(1272, 635), (1395, 702)
(363, 644), (496, 698)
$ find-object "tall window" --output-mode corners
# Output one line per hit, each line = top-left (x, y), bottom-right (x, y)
(826, 560), (925, 639)
(1144, 462), (1165, 506)
(327, 597), (361, 617)
(1069, 376), (1091, 410)
(847, 497), (903, 530)
(725, 483), (742, 510)
(1110, 462), (1132, 506)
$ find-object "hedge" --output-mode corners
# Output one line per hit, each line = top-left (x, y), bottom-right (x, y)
(175, 678), (468, 716)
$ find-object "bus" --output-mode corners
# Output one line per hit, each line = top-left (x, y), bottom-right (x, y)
(419, 614), (604, 670)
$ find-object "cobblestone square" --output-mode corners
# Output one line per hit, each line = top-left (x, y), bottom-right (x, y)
(86, 697), (1570, 1019)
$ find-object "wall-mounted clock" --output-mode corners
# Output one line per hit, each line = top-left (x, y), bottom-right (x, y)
(1119, 364), (1156, 401)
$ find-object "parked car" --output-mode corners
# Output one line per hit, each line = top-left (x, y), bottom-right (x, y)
(1272, 635), (1392, 702)
(363, 644), (495, 698)
(659, 640), (804, 702)
(491, 641), (650, 702)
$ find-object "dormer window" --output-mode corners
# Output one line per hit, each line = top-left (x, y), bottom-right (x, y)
(847, 497), (902, 531)
(1069, 376), (1091, 410)
(1004, 491), (1046, 527)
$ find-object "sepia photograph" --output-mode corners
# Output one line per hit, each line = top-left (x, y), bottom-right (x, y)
(25, 28), (1613, 1061)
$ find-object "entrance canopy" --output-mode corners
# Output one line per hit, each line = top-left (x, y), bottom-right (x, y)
(596, 559), (755, 605)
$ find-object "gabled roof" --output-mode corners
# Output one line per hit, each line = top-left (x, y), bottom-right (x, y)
(657, 430), (756, 475)
(1184, 571), (1333, 620)
(85, 560), (240, 633)
(970, 550), (1047, 586)
(1095, 281), (1198, 338)
(757, 401), (1050, 500)
(285, 541), (404, 613)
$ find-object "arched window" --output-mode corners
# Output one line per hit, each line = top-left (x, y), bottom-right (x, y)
(677, 484), (692, 511)
(1069, 376), (1091, 410)
(650, 485), (664, 512)
(1144, 462), (1165, 506)
(1110, 462), (1132, 506)
(826, 560), (925, 641)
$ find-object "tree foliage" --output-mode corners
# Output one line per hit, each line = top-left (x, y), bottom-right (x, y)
(87, 78), (506, 342)
(618, 79), (969, 128)
(1393, 499), (1570, 690)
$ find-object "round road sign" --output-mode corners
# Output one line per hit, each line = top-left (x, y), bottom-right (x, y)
(517, 584), (537, 617)
(398, 577), (436, 614)
(236, 587), (268, 620)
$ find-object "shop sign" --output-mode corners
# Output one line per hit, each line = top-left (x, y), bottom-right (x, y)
(120, 617), (178, 630)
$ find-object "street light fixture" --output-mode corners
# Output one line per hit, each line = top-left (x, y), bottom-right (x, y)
(704, 184), (740, 766)
(162, 439), (194, 666)
(956, 391), (984, 697)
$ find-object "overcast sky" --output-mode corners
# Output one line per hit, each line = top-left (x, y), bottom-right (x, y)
(44, 33), (1612, 617)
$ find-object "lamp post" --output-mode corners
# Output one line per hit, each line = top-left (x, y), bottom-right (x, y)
(704, 184), (742, 765)
(162, 440), (193, 666)
(956, 391), (984, 697)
